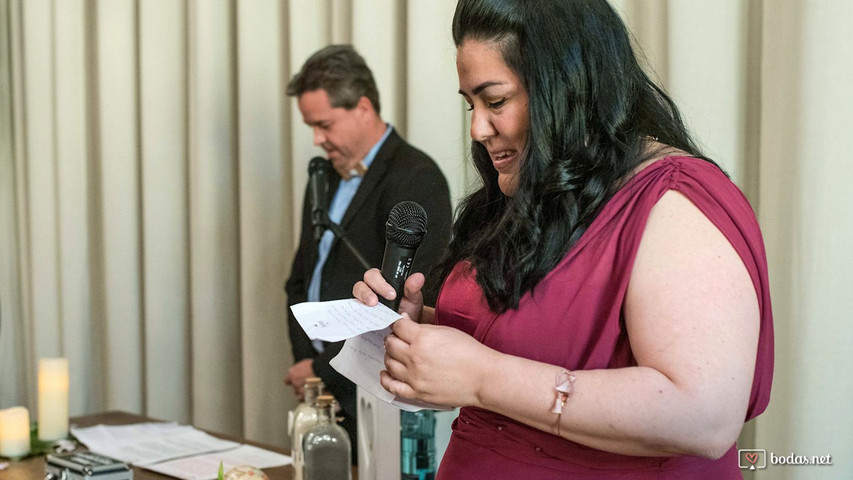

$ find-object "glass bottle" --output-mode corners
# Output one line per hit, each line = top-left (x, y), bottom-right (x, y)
(303, 395), (352, 480)
(401, 410), (437, 480)
(291, 377), (324, 480)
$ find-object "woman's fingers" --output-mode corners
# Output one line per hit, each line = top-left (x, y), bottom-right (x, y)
(352, 281), (379, 306)
(384, 321), (415, 391)
(384, 330), (410, 355)
(353, 268), (396, 305)
(391, 313), (420, 343)
(383, 354), (408, 382)
(365, 268), (396, 299)
(353, 268), (397, 304)
(403, 273), (426, 299)
(380, 370), (417, 398)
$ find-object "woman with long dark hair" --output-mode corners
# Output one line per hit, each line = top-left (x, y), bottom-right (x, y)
(355, 0), (773, 477)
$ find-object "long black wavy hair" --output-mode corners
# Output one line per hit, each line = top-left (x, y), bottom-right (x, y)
(437, 0), (712, 313)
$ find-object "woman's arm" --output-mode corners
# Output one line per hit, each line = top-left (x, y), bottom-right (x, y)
(381, 191), (760, 459)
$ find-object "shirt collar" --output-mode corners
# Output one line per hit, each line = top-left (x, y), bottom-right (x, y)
(343, 124), (392, 179)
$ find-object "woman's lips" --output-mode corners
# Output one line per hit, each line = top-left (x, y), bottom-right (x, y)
(490, 150), (517, 172)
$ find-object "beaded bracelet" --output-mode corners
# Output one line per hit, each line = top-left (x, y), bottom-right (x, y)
(552, 370), (576, 437)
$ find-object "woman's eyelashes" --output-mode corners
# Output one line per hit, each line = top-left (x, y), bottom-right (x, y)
(465, 97), (508, 112)
(488, 98), (507, 109)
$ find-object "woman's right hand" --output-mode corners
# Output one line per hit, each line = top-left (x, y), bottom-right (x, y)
(353, 268), (426, 323)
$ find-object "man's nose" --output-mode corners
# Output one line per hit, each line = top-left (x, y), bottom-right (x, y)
(313, 128), (325, 146)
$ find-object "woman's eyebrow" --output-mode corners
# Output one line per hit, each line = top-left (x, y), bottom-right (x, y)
(459, 80), (506, 96)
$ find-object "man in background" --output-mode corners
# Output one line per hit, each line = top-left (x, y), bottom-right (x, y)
(284, 45), (452, 461)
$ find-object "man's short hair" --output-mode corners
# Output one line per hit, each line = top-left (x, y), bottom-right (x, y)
(286, 45), (381, 114)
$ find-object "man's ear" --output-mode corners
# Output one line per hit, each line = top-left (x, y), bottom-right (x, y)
(356, 96), (375, 116)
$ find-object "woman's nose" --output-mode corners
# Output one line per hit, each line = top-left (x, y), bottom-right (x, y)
(469, 107), (495, 142)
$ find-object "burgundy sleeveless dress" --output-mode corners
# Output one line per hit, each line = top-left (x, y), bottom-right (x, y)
(434, 157), (774, 479)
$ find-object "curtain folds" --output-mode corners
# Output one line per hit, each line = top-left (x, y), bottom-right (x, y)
(1, 2), (851, 476)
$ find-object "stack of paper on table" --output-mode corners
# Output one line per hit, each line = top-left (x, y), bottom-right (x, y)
(70, 422), (291, 480)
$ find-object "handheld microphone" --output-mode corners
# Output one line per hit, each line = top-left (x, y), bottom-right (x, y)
(308, 157), (330, 241)
(379, 201), (428, 311)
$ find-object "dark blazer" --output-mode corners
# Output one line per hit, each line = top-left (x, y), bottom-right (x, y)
(285, 129), (452, 447)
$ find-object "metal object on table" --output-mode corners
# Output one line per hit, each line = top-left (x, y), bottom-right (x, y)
(44, 451), (132, 480)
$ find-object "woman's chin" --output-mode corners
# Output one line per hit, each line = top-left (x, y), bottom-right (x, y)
(498, 174), (518, 196)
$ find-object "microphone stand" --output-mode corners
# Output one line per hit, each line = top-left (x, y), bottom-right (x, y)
(318, 213), (373, 271)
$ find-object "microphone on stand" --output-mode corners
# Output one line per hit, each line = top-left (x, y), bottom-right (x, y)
(379, 201), (428, 311)
(307, 156), (372, 270)
(308, 157), (331, 242)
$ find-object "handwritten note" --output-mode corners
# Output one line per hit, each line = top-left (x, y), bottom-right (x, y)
(330, 329), (451, 412)
(330, 328), (396, 403)
(292, 299), (450, 411)
(290, 299), (401, 342)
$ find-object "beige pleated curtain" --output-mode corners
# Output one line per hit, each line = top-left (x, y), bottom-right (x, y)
(1, 1), (851, 478)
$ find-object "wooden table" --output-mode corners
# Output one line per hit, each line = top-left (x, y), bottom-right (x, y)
(2, 411), (356, 480)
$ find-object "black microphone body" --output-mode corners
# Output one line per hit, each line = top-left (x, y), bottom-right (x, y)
(379, 201), (428, 311)
(380, 242), (418, 310)
(308, 157), (330, 241)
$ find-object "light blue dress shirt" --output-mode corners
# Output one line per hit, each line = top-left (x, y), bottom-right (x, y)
(307, 125), (393, 352)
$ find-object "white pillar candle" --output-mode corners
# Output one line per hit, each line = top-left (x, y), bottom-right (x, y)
(38, 358), (69, 441)
(0, 406), (31, 459)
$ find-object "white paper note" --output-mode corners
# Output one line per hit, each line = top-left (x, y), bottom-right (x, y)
(290, 299), (402, 342)
(292, 298), (450, 411)
(330, 328), (396, 404)
(330, 329), (451, 412)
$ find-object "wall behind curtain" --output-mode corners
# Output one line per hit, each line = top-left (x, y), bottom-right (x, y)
(1, 1), (851, 476)
(0, 0), (467, 446)
(757, 1), (853, 477)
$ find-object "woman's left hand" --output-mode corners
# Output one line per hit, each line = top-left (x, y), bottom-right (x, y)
(380, 314), (497, 407)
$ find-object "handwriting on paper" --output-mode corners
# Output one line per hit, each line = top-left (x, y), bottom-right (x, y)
(290, 299), (401, 342)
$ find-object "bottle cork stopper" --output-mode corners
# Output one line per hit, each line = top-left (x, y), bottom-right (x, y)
(316, 395), (337, 408)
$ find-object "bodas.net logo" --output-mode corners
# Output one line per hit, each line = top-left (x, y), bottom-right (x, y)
(739, 449), (767, 470)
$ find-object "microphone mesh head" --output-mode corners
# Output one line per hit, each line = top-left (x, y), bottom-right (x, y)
(385, 201), (428, 248)
(309, 156), (329, 173)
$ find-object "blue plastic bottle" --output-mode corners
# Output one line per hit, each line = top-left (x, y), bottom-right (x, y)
(401, 410), (436, 480)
